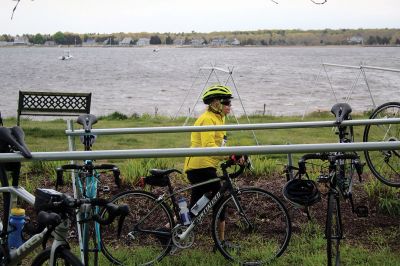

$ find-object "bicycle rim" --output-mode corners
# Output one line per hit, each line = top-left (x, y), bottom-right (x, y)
(212, 188), (291, 265)
(100, 190), (174, 266)
(326, 193), (341, 266)
(363, 102), (400, 187)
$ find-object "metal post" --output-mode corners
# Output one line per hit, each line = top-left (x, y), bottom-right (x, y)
(67, 119), (84, 264)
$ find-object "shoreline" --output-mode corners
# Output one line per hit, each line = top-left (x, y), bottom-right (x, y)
(1, 44), (399, 49)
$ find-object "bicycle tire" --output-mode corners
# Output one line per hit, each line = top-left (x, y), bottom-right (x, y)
(82, 220), (99, 266)
(326, 192), (342, 266)
(100, 190), (174, 266)
(31, 247), (83, 266)
(212, 188), (291, 265)
(363, 102), (400, 187)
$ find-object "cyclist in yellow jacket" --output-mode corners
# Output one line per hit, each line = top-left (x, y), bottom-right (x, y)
(184, 84), (233, 244)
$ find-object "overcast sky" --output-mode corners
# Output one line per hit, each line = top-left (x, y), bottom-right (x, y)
(1, 0), (399, 35)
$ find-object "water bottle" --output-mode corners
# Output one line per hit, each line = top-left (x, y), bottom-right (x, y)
(191, 194), (210, 216)
(178, 198), (191, 225)
(8, 207), (26, 249)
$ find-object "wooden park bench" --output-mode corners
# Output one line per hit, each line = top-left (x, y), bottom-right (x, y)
(17, 91), (92, 125)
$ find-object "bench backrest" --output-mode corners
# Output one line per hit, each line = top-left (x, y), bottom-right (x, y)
(17, 91), (91, 125)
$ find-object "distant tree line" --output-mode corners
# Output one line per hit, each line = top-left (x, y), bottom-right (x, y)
(1, 29), (399, 46)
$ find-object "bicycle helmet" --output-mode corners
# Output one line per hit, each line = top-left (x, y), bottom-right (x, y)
(202, 85), (233, 104)
(283, 179), (321, 208)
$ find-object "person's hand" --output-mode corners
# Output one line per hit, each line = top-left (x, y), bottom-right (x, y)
(230, 154), (248, 165)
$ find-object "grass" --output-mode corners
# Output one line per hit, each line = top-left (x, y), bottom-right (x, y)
(88, 221), (400, 265)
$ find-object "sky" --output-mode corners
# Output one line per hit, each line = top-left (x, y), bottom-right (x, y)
(0, 0), (399, 35)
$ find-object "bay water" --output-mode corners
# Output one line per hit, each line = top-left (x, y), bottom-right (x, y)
(1, 46), (399, 119)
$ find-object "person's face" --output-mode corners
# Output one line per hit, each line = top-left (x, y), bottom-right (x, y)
(220, 99), (232, 115)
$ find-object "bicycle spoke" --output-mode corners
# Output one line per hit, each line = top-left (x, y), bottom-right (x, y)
(100, 191), (173, 265)
(213, 188), (291, 265)
(364, 102), (400, 187)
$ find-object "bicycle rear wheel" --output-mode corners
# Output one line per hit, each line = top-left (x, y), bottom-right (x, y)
(100, 190), (174, 265)
(363, 102), (400, 187)
(212, 188), (291, 265)
(326, 192), (342, 266)
(31, 247), (83, 266)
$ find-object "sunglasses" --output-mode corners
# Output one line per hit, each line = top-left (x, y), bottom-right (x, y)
(220, 100), (231, 106)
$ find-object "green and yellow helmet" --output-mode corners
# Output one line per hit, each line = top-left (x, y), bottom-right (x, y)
(202, 84), (233, 104)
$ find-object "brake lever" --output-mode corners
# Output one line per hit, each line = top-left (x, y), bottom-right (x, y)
(117, 205), (129, 237)
(113, 167), (121, 188)
(117, 215), (126, 238)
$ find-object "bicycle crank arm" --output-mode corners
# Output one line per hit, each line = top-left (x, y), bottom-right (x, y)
(177, 223), (195, 240)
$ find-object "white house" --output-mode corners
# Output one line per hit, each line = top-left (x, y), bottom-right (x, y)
(210, 38), (228, 46)
(44, 41), (56, 46)
(83, 38), (97, 46)
(173, 38), (185, 46)
(136, 38), (150, 46)
(13, 36), (30, 45)
(231, 38), (241, 45)
(347, 35), (364, 44)
(120, 37), (133, 46)
(191, 38), (205, 46)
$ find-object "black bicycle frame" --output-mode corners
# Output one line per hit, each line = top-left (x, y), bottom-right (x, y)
(135, 170), (251, 238)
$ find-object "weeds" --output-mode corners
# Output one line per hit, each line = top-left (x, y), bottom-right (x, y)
(120, 158), (178, 184)
(364, 179), (400, 216)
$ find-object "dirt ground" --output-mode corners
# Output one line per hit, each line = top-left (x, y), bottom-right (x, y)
(238, 173), (400, 253)
(20, 171), (400, 255)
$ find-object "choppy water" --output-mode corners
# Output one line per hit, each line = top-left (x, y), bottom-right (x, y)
(1, 46), (400, 118)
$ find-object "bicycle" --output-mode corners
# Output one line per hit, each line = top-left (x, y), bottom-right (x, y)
(0, 126), (128, 265)
(283, 103), (367, 266)
(100, 156), (292, 265)
(363, 101), (400, 187)
(56, 114), (121, 265)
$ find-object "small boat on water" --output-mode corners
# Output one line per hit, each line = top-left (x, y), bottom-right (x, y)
(59, 50), (73, 60)
(153, 48), (160, 52)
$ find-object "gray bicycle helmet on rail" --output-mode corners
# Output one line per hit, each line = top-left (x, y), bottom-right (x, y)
(283, 179), (321, 209)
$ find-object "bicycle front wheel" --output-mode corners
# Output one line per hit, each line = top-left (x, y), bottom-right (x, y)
(31, 247), (83, 266)
(212, 188), (291, 265)
(82, 219), (99, 266)
(363, 102), (400, 187)
(326, 192), (342, 266)
(100, 190), (174, 266)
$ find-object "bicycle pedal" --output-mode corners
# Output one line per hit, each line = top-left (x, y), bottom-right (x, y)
(69, 230), (76, 239)
(355, 206), (368, 217)
(102, 185), (110, 192)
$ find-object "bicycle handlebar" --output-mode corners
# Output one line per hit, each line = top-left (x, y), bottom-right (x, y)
(56, 163), (121, 188)
(297, 152), (361, 175)
(55, 195), (129, 236)
(220, 155), (250, 179)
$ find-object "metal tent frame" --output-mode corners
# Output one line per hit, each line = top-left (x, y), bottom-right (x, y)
(303, 63), (400, 118)
(175, 64), (259, 144)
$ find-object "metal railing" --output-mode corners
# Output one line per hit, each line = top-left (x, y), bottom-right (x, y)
(65, 118), (400, 136)
(0, 141), (399, 163)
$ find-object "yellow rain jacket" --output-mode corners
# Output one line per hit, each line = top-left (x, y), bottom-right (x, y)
(184, 109), (227, 172)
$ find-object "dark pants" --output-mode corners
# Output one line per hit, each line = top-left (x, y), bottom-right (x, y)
(186, 167), (225, 220)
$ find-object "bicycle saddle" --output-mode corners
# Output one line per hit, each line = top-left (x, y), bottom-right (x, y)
(149, 169), (182, 177)
(331, 103), (352, 124)
(0, 126), (32, 158)
(77, 114), (98, 132)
